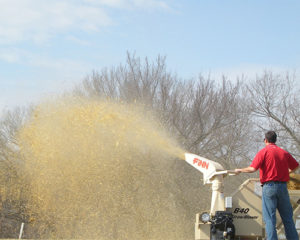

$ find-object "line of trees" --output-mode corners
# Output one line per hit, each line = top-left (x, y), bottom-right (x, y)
(76, 53), (299, 162)
(0, 53), (299, 238)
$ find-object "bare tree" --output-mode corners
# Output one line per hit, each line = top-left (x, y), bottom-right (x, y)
(76, 52), (175, 108)
(0, 107), (31, 238)
(164, 76), (253, 167)
(247, 72), (300, 158)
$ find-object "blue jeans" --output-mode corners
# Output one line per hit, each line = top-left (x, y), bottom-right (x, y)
(262, 182), (299, 240)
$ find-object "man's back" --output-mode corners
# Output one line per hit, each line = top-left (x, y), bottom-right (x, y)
(251, 144), (298, 183)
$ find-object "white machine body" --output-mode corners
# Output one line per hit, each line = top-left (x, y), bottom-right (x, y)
(185, 153), (235, 214)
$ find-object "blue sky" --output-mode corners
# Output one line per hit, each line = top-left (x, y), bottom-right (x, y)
(1, 0), (300, 111)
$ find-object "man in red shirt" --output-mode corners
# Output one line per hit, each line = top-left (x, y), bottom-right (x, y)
(235, 131), (299, 240)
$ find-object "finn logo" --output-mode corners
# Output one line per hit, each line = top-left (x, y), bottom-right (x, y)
(193, 158), (209, 169)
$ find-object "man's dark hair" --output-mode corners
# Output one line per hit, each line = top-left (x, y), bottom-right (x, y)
(265, 131), (277, 143)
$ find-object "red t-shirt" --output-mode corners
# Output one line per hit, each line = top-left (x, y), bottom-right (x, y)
(250, 144), (299, 183)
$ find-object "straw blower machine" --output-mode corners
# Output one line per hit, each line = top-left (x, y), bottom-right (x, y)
(185, 153), (300, 240)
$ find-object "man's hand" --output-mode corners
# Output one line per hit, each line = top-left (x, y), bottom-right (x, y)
(235, 169), (242, 174)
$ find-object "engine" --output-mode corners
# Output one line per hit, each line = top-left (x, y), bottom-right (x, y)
(210, 211), (235, 240)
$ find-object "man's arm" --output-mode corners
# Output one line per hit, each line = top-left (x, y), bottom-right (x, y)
(289, 165), (299, 173)
(235, 166), (257, 174)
